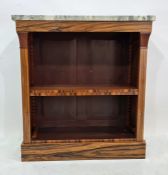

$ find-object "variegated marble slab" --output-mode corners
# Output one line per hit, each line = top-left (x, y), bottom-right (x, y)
(12, 15), (155, 21)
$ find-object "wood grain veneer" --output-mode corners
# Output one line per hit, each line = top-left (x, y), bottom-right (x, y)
(30, 86), (138, 96)
(21, 141), (145, 161)
(18, 33), (31, 143)
(15, 21), (152, 32)
(13, 18), (153, 161)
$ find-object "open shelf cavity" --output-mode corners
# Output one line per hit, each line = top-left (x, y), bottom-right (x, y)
(29, 32), (139, 88)
(28, 32), (140, 142)
(31, 95), (137, 141)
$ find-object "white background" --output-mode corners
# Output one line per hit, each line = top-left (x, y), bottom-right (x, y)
(0, 0), (168, 174)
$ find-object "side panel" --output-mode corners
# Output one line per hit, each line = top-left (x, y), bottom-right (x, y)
(18, 32), (31, 143)
(136, 33), (151, 141)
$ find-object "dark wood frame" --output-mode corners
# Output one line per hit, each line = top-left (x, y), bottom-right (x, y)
(15, 20), (152, 161)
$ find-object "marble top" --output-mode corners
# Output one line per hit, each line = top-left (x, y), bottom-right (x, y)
(12, 15), (155, 21)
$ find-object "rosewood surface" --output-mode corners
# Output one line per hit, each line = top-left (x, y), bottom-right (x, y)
(13, 16), (154, 161)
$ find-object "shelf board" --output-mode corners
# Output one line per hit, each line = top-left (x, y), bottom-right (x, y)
(30, 85), (138, 96)
(31, 126), (135, 141)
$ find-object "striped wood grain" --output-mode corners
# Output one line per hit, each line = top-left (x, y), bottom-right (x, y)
(21, 141), (145, 161)
(16, 21), (152, 32)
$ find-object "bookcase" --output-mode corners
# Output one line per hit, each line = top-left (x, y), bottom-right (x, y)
(12, 15), (155, 161)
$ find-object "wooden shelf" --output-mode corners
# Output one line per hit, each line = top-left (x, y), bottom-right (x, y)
(31, 126), (135, 141)
(30, 86), (138, 96)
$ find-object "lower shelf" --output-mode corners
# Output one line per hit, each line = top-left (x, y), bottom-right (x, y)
(32, 126), (135, 141)
(21, 141), (146, 161)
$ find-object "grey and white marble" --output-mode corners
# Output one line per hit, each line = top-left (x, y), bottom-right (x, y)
(11, 15), (155, 21)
